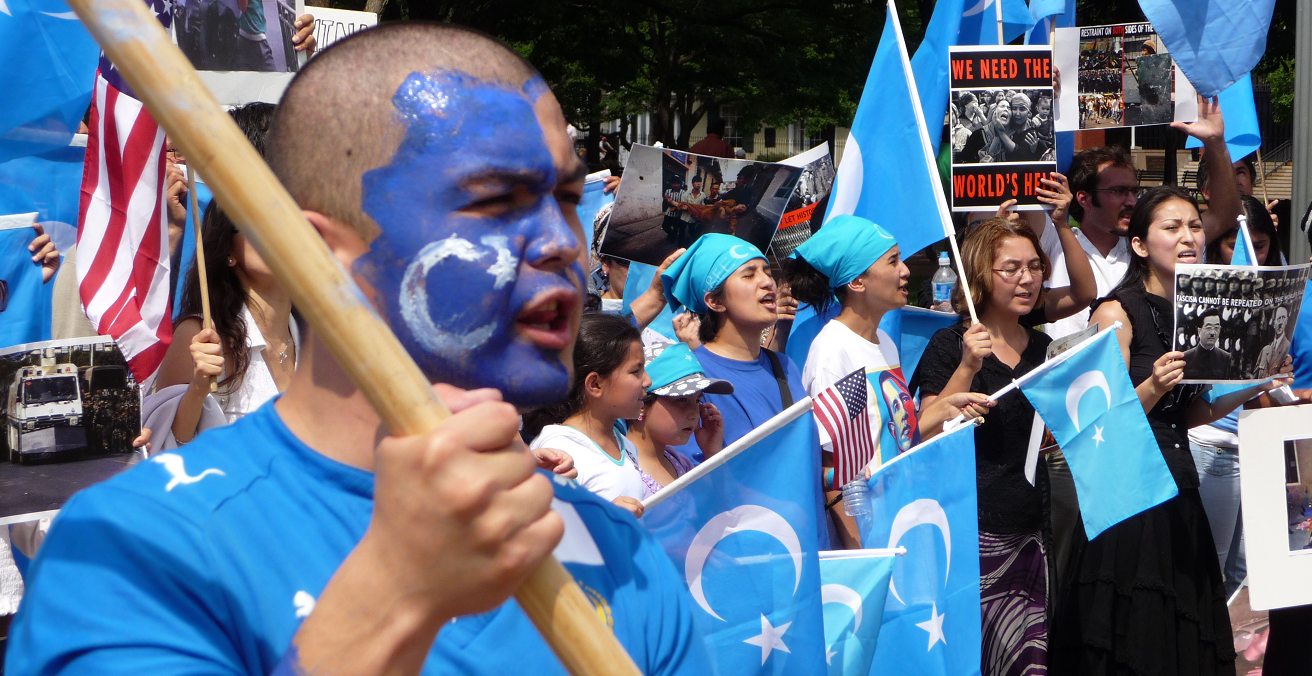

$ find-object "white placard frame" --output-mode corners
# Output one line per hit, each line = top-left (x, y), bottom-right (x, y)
(1238, 404), (1312, 610)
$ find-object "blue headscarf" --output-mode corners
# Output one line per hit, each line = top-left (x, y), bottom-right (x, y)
(660, 234), (766, 314)
(789, 215), (898, 289)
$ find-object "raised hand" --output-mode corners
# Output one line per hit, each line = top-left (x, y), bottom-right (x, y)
(1037, 172), (1073, 225)
(960, 323), (993, 373)
(1171, 95), (1225, 145)
(695, 401), (725, 458)
(28, 223), (60, 283)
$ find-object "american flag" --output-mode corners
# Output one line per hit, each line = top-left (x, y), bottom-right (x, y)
(813, 368), (876, 489)
(76, 9), (174, 386)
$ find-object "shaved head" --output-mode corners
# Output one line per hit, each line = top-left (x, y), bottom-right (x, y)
(268, 23), (542, 241)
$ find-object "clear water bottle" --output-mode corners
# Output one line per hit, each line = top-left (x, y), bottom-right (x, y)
(932, 252), (957, 305)
(841, 480), (871, 517)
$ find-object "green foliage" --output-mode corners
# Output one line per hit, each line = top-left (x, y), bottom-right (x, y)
(1261, 57), (1295, 124)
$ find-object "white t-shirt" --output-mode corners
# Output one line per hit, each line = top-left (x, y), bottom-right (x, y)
(531, 425), (646, 502)
(802, 320), (920, 467)
(1040, 221), (1131, 340)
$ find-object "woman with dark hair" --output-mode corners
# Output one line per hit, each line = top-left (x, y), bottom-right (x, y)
(1053, 186), (1293, 675)
(154, 202), (299, 446)
(910, 218), (1057, 676)
(783, 215), (993, 547)
(1205, 194), (1281, 266)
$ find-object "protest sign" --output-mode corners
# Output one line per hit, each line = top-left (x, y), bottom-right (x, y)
(174, 0), (308, 104)
(1238, 405), (1312, 611)
(308, 7), (377, 53)
(947, 45), (1057, 212)
(0, 336), (141, 465)
(1172, 264), (1310, 384)
(599, 144), (803, 267)
(770, 144), (835, 258)
(1051, 22), (1200, 131)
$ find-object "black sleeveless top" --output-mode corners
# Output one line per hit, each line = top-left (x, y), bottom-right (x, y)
(1091, 284), (1203, 490)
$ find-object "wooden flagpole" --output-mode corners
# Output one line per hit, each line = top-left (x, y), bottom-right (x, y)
(995, 0), (1005, 45)
(63, 1), (642, 675)
(887, 0), (979, 323)
(187, 166), (216, 393)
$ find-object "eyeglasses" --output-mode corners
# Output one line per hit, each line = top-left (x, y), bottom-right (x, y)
(1090, 185), (1145, 200)
(992, 262), (1046, 280)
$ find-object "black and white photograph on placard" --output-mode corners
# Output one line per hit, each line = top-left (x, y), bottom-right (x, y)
(950, 88), (1056, 165)
(770, 144), (835, 258)
(1172, 264), (1310, 384)
(598, 144), (803, 267)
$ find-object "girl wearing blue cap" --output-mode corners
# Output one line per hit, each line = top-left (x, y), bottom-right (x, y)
(660, 233), (830, 547)
(626, 342), (732, 497)
(783, 215), (993, 548)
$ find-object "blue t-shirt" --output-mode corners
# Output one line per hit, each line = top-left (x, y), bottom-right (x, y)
(1291, 280), (1312, 390)
(676, 346), (830, 549)
(6, 402), (710, 676)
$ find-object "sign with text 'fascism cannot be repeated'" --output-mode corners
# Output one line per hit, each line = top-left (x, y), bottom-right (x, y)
(947, 45), (1057, 212)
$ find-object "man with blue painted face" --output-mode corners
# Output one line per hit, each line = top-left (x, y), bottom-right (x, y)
(5, 24), (710, 676)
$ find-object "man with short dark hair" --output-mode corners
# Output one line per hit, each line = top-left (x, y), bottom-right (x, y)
(689, 118), (735, 158)
(6, 24), (711, 676)
(1183, 310), (1231, 380)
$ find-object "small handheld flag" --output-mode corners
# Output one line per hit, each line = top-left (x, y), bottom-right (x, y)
(818, 550), (897, 675)
(814, 368), (877, 488)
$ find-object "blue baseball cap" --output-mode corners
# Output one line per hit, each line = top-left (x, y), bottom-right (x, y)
(790, 215), (898, 289)
(643, 342), (734, 397)
(660, 234), (766, 314)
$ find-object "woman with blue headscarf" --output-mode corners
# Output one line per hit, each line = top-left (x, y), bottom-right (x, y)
(782, 215), (993, 548)
(660, 234), (830, 548)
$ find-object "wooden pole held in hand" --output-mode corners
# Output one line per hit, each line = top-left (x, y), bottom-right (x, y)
(63, 2), (643, 675)
(187, 166), (217, 393)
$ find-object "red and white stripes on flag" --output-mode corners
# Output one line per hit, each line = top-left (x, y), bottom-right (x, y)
(76, 70), (172, 385)
(813, 368), (876, 489)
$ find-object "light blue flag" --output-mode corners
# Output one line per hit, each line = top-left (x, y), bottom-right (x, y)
(172, 180), (214, 320)
(643, 414), (827, 676)
(818, 551), (896, 676)
(1185, 74), (1261, 164)
(621, 261), (677, 341)
(0, 142), (84, 232)
(1138, 0), (1277, 98)
(826, 0), (967, 259)
(1017, 328), (1178, 539)
(0, 0), (100, 163)
(0, 222), (52, 347)
(856, 424), (982, 676)
(1025, 0), (1076, 174)
(959, 0), (1034, 46)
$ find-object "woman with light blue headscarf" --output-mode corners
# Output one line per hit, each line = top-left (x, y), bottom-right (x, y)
(782, 215), (993, 548)
(660, 233), (831, 549)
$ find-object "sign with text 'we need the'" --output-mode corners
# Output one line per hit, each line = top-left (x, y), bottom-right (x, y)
(947, 45), (1057, 212)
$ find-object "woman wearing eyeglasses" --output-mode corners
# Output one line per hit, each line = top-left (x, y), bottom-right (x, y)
(1051, 186), (1293, 675)
(909, 218), (1059, 675)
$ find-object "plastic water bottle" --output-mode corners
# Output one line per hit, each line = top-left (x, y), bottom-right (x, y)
(841, 480), (871, 517)
(932, 252), (957, 305)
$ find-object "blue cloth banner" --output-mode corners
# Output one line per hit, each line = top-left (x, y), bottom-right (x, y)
(785, 305), (957, 380)
(1017, 328), (1178, 539)
(818, 552), (895, 676)
(1024, 0), (1075, 175)
(621, 261), (677, 341)
(0, 0), (100, 163)
(643, 413), (826, 676)
(856, 424), (982, 676)
(0, 224), (51, 347)
(1184, 74), (1261, 165)
(1138, 0), (1277, 98)
(0, 142), (85, 231)
(959, 0), (1034, 46)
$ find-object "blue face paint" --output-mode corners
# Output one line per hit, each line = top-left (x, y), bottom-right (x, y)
(358, 70), (583, 406)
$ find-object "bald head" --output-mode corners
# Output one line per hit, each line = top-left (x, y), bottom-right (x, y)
(267, 23), (541, 241)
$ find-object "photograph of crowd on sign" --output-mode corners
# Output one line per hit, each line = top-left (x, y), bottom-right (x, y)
(598, 144), (803, 267)
(1286, 437), (1312, 554)
(770, 144), (836, 258)
(1052, 22), (1199, 132)
(0, 337), (141, 465)
(948, 45), (1057, 212)
(1172, 264), (1310, 384)
(174, 0), (303, 72)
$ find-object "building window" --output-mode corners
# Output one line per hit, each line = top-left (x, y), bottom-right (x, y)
(718, 103), (741, 149)
(764, 127), (776, 148)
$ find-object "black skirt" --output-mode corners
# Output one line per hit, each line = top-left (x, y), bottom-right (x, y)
(1051, 488), (1235, 676)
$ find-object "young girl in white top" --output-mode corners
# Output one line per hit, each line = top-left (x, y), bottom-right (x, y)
(525, 312), (651, 517)
(782, 215), (993, 547)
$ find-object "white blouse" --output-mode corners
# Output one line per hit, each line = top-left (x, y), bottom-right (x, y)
(215, 305), (300, 423)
